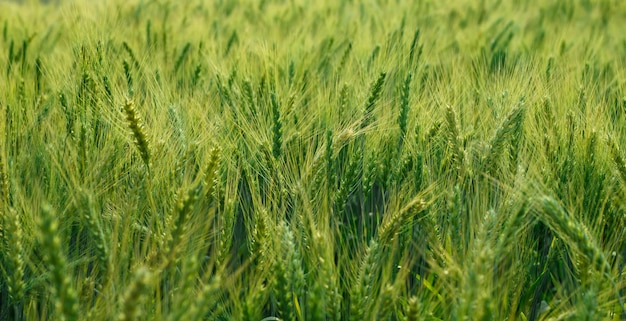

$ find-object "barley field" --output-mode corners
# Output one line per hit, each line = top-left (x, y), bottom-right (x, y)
(0, 0), (625, 320)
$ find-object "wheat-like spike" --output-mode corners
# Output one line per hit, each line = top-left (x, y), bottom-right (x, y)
(169, 256), (199, 321)
(334, 158), (359, 215)
(537, 196), (609, 273)
(122, 41), (141, 71)
(408, 28), (422, 66)
(273, 222), (304, 321)
(456, 209), (498, 320)
(168, 188), (197, 259)
(606, 134), (626, 186)
(0, 153), (9, 204)
(224, 30), (239, 56)
(174, 42), (191, 73)
(117, 267), (153, 321)
(483, 104), (525, 174)
(444, 105), (463, 173)
(204, 146), (221, 201)
(250, 208), (271, 267)
(375, 284), (395, 320)
(34, 56), (42, 95)
(406, 296), (421, 321)
(217, 198), (235, 266)
(241, 79), (255, 112)
(399, 72), (412, 141)
(350, 239), (380, 321)
(338, 42), (353, 73)
(78, 190), (111, 286)
(39, 204), (79, 321)
(361, 72), (387, 129)
(271, 92), (283, 159)
(309, 231), (341, 321)
(122, 60), (133, 97)
(185, 275), (222, 320)
(6, 39), (14, 75)
(122, 100), (151, 169)
(4, 207), (24, 302)
(378, 197), (427, 244)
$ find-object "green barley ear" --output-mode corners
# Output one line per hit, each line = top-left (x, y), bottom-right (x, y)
(483, 103), (525, 175)
(35, 56), (43, 95)
(375, 284), (396, 320)
(361, 72), (387, 129)
(309, 231), (341, 321)
(398, 72), (412, 143)
(444, 105), (463, 174)
(58, 91), (75, 137)
(0, 152), (9, 203)
(273, 222), (305, 321)
(224, 30), (238, 56)
(325, 130), (335, 185)
(122, 41), (140, 71)
(6, 39), (14, 76)
(537, 196), (609, 274)
(334, 158), (359, 215)
(606, 134), (626, 186)
(408, 28), (423, 67)
(217, 198), (235, 266)
(378, 197), (427, 244)
(185, 275), (223, 320)
(118, 267), (153, 321)
(39, 204), (79, 321)
(78, 190), (111, 286)
(204, 146), (221, 201)
(4, 207), (24, 302)
(122, 100), (151, 169)
(406, 296), (421, 321)
(350, 239), (380, 321)
(168, 188), (197, 259)
(545, 56), (554, 81)
(191, 63), (202, 87)
(174, 42), (192, 73)
(271, 92), (283, 159)
(101, 74), (113, 103)
(122, 60), (133, 97)
(145, 20), (152, 48)
(337, 42), (352, 72)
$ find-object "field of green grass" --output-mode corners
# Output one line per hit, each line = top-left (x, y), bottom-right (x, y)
(0, 0), (625, 320)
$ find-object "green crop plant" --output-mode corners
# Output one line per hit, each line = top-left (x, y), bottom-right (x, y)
(0, 0), (625, 320)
